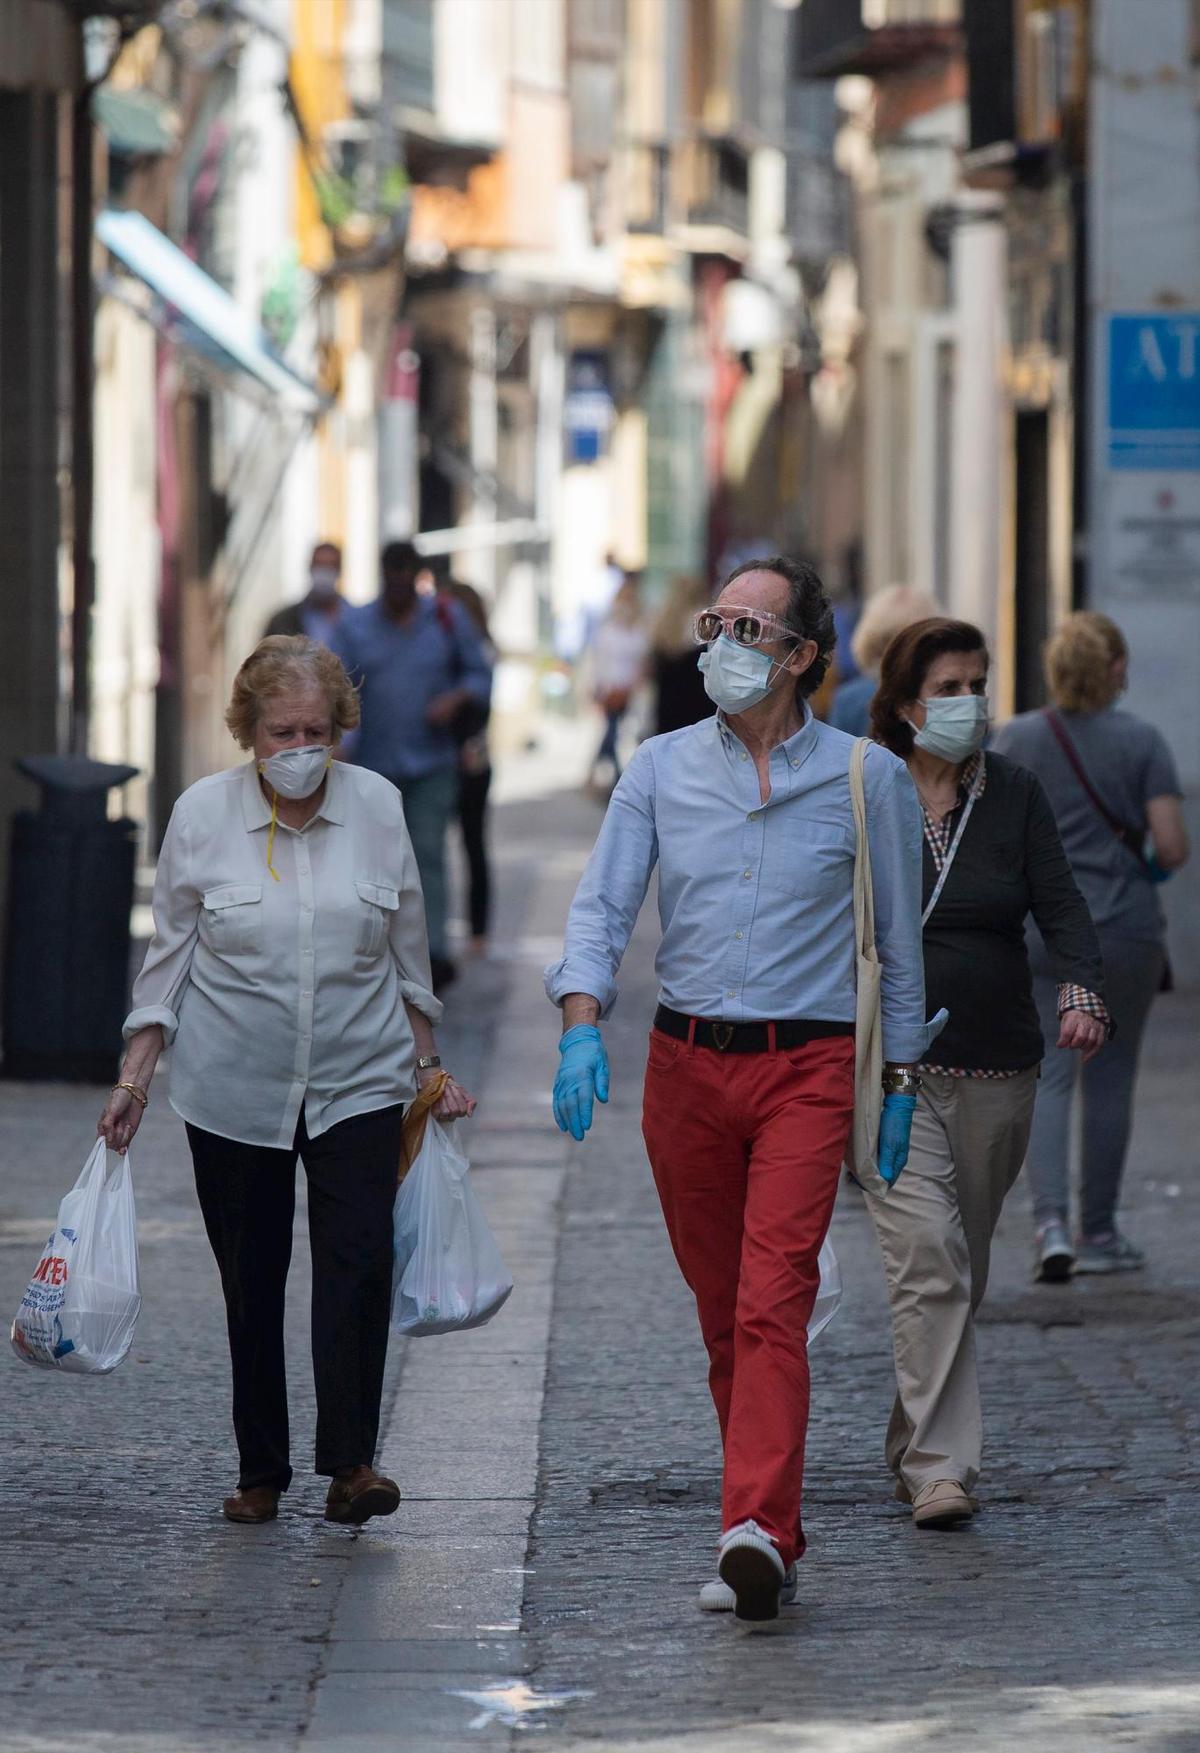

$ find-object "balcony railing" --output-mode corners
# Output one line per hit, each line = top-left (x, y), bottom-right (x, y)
(796, 0), (961, 79)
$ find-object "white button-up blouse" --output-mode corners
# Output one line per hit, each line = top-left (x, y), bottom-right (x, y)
(124, 760), (442, 1148)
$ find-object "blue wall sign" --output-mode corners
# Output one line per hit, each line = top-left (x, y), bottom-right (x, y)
(1107, 314), (1200, 470)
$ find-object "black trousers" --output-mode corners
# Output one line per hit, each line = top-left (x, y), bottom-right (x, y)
(458, 765), (492, 939)
(188, 1103), (405, 1492)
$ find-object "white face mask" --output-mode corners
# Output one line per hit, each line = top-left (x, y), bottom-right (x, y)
(258, 745), (332, 799)
(698, 634), (794, 714)
(908, 695), (990, 763)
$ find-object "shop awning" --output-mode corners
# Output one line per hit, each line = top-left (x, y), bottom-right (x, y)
(95, 208), (324, 415)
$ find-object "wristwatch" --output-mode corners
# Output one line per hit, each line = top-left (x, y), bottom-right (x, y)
(882, 1064), (922, 1096)
(417, 1055), (442, 1071)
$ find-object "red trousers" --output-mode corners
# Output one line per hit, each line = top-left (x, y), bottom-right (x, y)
(641, 1027), (855, 1566)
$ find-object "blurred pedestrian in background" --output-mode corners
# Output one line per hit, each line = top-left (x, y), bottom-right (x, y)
(97, 636), (474, 1526)
(586, 573), (648, 790)
(442, 578), (496, 957)
(547, 557), (941, 1622)
(650, 574), (716, 735)
(829, 584), (937, 737)
(867, 617), (1108, 1530)
(264, 540), (345, 646)
(333, 541), (492, 992)
(993, 612), (1189, 1280)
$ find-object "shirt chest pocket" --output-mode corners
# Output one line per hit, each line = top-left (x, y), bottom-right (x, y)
(355, 878), (399, 957)
(201, 884), (263, 955)
(763, 814), (854, 899)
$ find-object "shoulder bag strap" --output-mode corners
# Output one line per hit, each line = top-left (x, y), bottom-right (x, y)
(1042, 709), (1148, 865)
(849, 739), (876, 958)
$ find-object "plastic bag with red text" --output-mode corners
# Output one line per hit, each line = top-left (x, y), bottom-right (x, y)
(11, 1139), (141, 1374)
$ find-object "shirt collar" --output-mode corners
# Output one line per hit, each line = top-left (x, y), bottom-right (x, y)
(716, 701), (818, 764)
(239, 757), (345, 831)
(959, 750), (986, 800)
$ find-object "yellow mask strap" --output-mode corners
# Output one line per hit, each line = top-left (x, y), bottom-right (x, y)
(265, 790), (281, 882)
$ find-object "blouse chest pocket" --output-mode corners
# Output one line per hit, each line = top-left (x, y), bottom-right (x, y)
(201, 883), (263, 956)
(355, 878), (399, 957)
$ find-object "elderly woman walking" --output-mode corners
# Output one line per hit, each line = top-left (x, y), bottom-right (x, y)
(867, 618), (1108, 1529)
(97, 636), (474, 1526)
(993, 613), (1189, 1279)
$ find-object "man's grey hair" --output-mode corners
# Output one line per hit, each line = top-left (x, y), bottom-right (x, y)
(722, 555), (837, 699)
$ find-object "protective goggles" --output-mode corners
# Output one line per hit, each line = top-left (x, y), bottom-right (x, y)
(692, 606), (795, 648)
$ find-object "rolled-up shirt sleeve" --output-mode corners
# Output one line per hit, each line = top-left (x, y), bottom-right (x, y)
(545, 745), (659, 1017)
(123, 803), (199, 1046)
(390, 810), (443, 1026)
(867, 751), (945, 1063)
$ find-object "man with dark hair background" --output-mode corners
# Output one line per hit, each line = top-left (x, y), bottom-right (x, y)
(333, 542), (492, 991)
(545, 556), (942, 1623)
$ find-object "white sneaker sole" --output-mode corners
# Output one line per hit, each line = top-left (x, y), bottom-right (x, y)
(700, 1570), (798, 1613)
(717, 1541), (784, 1622)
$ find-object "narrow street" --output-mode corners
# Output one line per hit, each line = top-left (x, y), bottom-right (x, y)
(2, 778), (1197, 1752)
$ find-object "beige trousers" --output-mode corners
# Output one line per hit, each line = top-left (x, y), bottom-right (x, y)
(867, 1068), (1039, 1497)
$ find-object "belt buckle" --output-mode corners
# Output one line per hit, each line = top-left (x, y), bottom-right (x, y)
(711, 1023), (734, 1051)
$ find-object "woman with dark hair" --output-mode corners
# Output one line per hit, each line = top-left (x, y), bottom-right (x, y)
(866, 617), (1108, 1530)
(994, 612), (1189, 1277)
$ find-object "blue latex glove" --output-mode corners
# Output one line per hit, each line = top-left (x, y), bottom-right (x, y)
(553, 1024), (610, 1142)
(1144, 851), (1173, 885)
(878, 1092), (917, 1187)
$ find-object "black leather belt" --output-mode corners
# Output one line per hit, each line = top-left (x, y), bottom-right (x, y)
(653, 1004), (854, 1055)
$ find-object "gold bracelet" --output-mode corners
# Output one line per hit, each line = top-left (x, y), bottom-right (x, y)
(112, 1081), (148, 1110)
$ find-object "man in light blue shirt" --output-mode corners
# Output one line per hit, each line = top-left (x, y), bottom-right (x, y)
(333, 542), (492, 988)
(545, 556), (938, 1623)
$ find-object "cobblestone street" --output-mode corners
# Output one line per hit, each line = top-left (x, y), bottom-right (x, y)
(1, 776), (1197, 1751)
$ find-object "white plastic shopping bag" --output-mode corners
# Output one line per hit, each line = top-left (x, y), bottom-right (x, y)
(392, 1117), (513, 1337)
(809, 1235), (842, 1343)
(11, 1139), (141, 1374)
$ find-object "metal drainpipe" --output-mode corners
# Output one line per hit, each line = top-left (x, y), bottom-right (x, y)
(69, 84), (95, 758)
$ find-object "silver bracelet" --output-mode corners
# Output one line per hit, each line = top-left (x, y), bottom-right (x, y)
(417, 1054), (442, 1071)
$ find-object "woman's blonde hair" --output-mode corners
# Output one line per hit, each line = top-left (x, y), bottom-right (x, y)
(1044, 612), (1128, 713)
(850, 585), (939, 677)
(653, 574), (712, 657)
(225, 635), (361, 749)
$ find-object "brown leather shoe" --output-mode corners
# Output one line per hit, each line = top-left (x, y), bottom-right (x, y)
(223, 1486), (280, 1524)
(324, 1465), (401, 1526)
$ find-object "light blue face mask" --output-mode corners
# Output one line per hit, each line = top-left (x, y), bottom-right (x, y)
(698, 635), (792, 714)
(909, 695), (990, 762)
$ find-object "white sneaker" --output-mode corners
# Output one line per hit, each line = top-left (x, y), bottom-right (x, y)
(1034, 1219), (1074, 1283)
(716, 1519), (786, 1622)
(699, 1561), (798, 1613)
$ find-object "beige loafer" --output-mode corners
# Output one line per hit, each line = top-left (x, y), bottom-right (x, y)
(912, 1478), (973, 1529)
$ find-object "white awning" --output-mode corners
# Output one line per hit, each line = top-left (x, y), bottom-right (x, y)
(96, 208), (324, 415)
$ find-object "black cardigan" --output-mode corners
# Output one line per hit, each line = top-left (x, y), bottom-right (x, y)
(921, 752), (1105, 1071)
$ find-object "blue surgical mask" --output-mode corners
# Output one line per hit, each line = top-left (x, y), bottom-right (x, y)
(698, 635), (792, 714)
(909, 695), (990, 763)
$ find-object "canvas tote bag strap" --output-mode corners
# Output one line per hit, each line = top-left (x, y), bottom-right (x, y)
(849, 738), (876, 959)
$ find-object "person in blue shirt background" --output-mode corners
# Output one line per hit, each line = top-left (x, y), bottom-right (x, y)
(332, 541), (492, 991)
(545, 555), (943, 1624)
